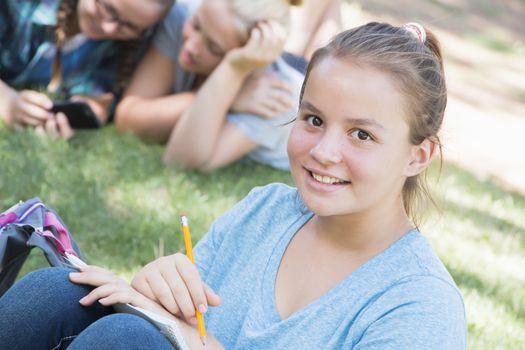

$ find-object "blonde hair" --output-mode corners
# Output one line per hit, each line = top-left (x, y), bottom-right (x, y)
(229, 0), (303, 42)
(301, 22), (447, 226)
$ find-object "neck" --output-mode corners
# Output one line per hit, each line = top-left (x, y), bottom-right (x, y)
(313, 199), (413, 254)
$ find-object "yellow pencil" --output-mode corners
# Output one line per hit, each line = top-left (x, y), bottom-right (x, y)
(180, 214), (207, 346)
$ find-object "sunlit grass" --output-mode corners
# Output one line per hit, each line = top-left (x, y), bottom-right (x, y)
(1, 126), (523, 349)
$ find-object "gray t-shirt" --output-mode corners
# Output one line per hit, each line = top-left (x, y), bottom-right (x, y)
(194, 183), (467, 349)
(154, 3), (304, 170)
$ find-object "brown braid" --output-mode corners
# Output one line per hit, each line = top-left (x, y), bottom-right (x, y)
(48, 0), (78, 93)
(114, 39), (144, 95)
(115, 0), (175, 95)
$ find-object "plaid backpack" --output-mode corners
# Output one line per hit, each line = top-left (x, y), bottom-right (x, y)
(0, 198), (84, 297)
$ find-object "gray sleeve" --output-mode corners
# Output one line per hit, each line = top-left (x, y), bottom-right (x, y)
(227, 112), (294, 149)
(226, 58), (303, 149)
(193, 185), (269, 279)
(153, 4), (187, 61)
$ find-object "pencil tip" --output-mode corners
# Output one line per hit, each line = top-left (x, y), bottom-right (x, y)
(200, 336), (207, 346)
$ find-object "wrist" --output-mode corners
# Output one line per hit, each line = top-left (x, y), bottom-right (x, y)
(1, 90), (18, 126)
(223, 53), (256, 77)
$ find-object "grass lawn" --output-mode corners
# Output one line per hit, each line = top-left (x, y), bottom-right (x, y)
(1, 125), (524, 349)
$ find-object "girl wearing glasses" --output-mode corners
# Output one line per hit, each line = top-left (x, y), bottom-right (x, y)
(115, 0), (304, 171)
(0, 0), (173, 139)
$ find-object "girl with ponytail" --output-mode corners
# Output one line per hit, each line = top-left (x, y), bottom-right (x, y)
(0, 0), (172, 139)
(116, 0), (305, 171)
(0, 21), (466, 350)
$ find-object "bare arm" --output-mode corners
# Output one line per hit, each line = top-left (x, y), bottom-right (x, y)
(163, 21), (286, 169)
(0, 80), (17, 125)
(115, 46), (194, 143)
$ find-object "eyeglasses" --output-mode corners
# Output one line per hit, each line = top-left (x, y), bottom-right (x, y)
(94, 0), (146, 37)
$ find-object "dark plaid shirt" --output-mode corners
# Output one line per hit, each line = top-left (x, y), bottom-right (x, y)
(0, 0), (119, 97)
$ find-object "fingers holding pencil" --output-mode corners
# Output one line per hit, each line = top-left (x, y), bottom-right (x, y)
(180, 214), (208, 346)
(131, 253), (220, 321)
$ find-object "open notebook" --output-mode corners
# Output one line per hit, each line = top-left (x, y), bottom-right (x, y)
(66, 253), (190, 350)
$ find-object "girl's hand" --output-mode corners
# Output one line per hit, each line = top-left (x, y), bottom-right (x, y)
(34, 112), (75, 140)
(71, 93), (113, 124)
(131, 253), (221, 325)
(231, 70), (294, 119)
(69, 265), (151, 309)
(8, 90), (54, 127)
(225, 21), (287, 74)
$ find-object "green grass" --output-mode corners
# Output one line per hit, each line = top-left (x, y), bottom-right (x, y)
(464, 32), (524, 56)
(1, 125), (524, 348)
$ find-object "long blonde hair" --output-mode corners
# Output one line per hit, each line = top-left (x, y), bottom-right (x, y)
(229, 0), (303, 42)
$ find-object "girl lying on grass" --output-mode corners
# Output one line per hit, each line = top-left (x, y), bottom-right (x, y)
(0, 21), (466, 349)
(115, 0), (304, 171)
(0, 0), (173, 139)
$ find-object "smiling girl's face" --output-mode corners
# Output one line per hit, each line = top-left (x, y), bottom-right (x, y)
(178, 0), (243, 75)
(287, 56), (426, 219)
(77, 0), (168, 40)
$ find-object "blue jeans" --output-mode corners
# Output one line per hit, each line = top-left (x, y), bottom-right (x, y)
(0, 267), (174, 349)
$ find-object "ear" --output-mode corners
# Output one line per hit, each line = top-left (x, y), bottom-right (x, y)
(404, 138), (436, 177)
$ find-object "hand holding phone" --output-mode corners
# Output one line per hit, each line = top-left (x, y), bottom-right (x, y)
(51, 100), (102, 129)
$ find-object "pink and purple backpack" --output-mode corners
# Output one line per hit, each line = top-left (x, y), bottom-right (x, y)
(0, 198), (84, 296)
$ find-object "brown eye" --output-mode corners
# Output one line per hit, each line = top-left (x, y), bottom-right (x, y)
(351, 129), (372, 141)
(306, 115), (323, 127)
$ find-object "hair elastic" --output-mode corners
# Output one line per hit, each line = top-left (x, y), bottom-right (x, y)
(403, 22), (426, 43)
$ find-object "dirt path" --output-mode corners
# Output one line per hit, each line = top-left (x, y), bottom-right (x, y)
(340, 0), (525, 195)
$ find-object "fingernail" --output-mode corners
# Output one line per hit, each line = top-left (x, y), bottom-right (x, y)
(198, 304), (207, 313)
(69, 272), (79, 278)
(189, 317), (197, 325)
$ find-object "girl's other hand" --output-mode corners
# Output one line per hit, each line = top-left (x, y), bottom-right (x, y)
(35, 112), (75, 140)
(69, 265), (151, 309)
(131, 253), (221, 325)
(71, 93), (113, 124)
(9, 90), (53, 127)
(231, 70), (294, 119)
(226, 20), (287, 74)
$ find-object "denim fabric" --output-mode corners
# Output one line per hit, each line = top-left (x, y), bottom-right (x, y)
(68, 314), (174, 349)
(0, 267), (174, 349)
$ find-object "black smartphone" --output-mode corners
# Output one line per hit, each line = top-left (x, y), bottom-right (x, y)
(51, 100), (102, 129)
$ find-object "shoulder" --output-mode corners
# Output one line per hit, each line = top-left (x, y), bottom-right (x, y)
(208, 183), (304, 239)
(350, 232), (466, 349)
(227, 183), (302, 220)
(245, 182), (298, 202)
(353, 275), (466, 349)
(160, 0), (199, 33)
(155, 2), (190, 41)
(377, 231), (464, 310)
(153, 1), (193, 60)
(374, 230), (460, 290)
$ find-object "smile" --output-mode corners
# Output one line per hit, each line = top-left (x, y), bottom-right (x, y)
(310, 171), (350, 185)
